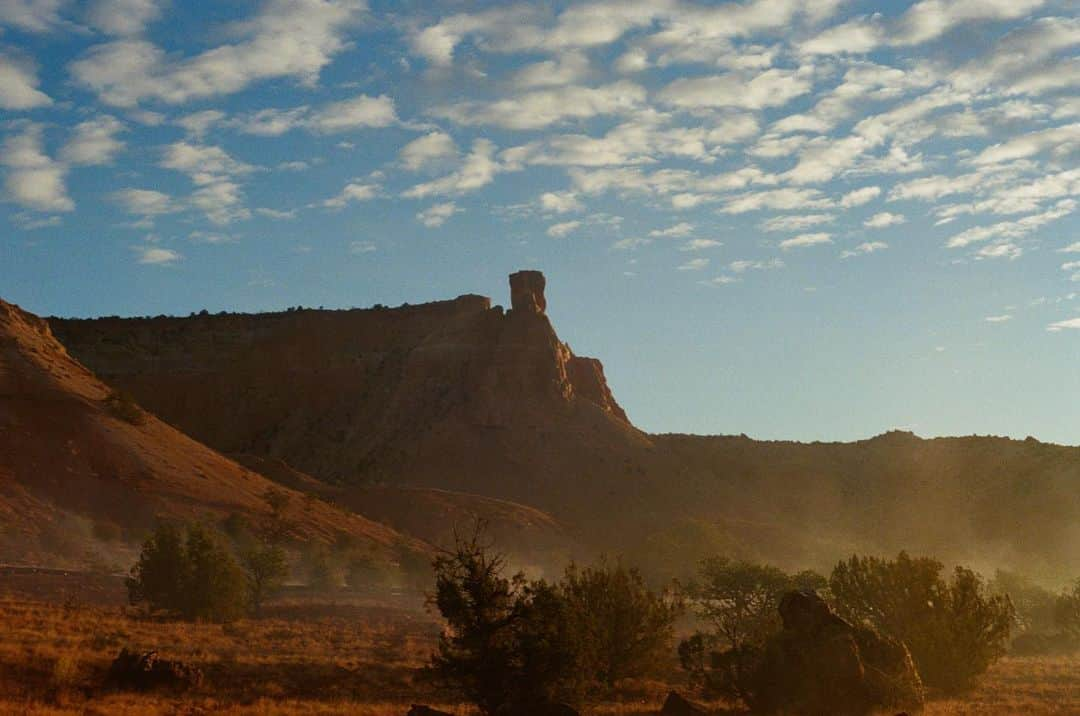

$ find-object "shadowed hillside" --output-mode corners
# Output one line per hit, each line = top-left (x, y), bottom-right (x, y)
(0, 298), (419, 566)
(50, 272), (1080, 581)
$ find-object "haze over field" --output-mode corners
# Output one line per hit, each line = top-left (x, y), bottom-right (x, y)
(1, 0), (1078, 443)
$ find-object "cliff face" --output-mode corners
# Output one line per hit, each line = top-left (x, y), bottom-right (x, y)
(0, 298), (416, 565)
(43, 272), (1080, 580)
(51, 273), (643, 520)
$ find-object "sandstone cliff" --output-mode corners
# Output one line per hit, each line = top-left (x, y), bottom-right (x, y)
(46, 273), (1080, 581)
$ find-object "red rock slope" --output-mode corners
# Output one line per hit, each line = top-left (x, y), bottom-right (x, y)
(0, 298), (415, 565)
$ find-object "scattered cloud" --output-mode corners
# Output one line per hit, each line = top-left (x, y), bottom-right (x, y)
(649, 222), (694, 238)
(678, 257), (709, 271)
(779, 232), (833, 249)
(417, 201), (459, 227)
(0, 124), (73, 212)
(547, 220), (581, 238)
(323, 182), (379, 209)
(985, 314), (1013, 323)
(864, 211), (906, 228)
(400, 131), (457, 171)
(1047, 317), (1080, 332)
(60, 116), (126, 166)
(136, 246), (181, 265)
(840, 240), (888, 258)
(0, 54), (52, 109)
(70, 0), (365, 106)
(348, 240), (376, 254)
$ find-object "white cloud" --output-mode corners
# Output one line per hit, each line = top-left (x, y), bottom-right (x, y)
(176, 110), (226, 138)
(539, 191), (584, 214)
(972, 123), (1080, 165)
(658, 69), (811, 110)
(0, 0), (66, 32)
(801, 0), (1047, 55)
(160, 142), (255, 224)
(513, 51), (589, 88)
(403, 139), (508, 198)
(0, 55), (52, 109)
(649, 222), (694, 238)
(87, 0), (164, 35)
(0, 124), (73, 212)
(729, 257), (784, 272)
(1048, 317), (1080, 332)
(113, 187), (176, 217)
(779, 232), (832, 249)
(435, 81), (645, 130)
(349, 240), (376, 254)
(228, 94), (397, 136)
(985, 314), (1013, 323)
(864, 211), (906, 228)
(323, 182), (379, 209)
(1060, 241), (1080, 253)
(840, 185), (881, 207)
(722, 187), (832, 214)
(678, 257), (709, 271)
(840, 240), (888, 258)
(760, 213), (834, 231)
(136, 246), (181, 265)
(60, 116), (126, 166)
(70, 0), (365, 106)
(615, 47), (649, 73)
(417, 201), (458, 227)
(255, 207), (297, 220)
(399, 131), (457, 171)
(547, 220), (581, 238)
(946, 199), (1076, 248)
(681, 238), (722, 251)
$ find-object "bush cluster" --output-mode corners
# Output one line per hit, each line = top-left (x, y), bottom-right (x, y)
(428, 530), (680, 714)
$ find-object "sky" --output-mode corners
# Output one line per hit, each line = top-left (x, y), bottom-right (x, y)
(1, 0), (1078, 444)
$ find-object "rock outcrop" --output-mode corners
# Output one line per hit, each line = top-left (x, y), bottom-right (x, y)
(748, 591), (923, 715)
(510, 270), (547, 314)
(105, 649), (203, 692)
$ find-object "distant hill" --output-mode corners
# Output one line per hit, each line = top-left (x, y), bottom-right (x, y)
(0, 298), (418, 567)
(50, 272), (1080, 583)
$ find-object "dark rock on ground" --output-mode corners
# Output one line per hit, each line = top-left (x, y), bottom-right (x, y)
(105, 648), (203, 692)
(748, 591), (923, 715)
(406, 706), (453, 716)
(660, 690), (709, 715)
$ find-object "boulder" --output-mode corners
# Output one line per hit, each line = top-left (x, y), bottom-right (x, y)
(105, 648), (203, 692)
(406, 706), (453, 716)
(509, 270), (547, 314)
(748, 591), (923, 715)
(660, 690), (708, 715)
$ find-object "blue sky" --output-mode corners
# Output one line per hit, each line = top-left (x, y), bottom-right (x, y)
(1, 0), (1079, 443)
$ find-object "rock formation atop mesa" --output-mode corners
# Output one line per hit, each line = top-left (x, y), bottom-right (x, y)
(510, 270), (547, 314)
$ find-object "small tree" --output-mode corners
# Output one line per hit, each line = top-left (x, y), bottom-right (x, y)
(830, 552), (1014, 692)
(428, 527), (578, 713)
(240, 542), (288, 617)
(561, 560), (681, 689)
(1055, 579), (1080, 638)
(127, 522), (248, 622)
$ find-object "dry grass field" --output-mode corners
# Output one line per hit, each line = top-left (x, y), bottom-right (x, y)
(0, 574), (1078, 715)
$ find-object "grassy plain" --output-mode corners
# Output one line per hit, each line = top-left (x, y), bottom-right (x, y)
(0, 575), (1077, 715)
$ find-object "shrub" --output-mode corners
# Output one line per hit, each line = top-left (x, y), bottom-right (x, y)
(829, 552), (1014, 692)
(428, 529), (579, 713)
(302, 544), (340, 590)
(678, 557), (826, 700)
(1055, 579), (1080, 638)
(127, 522), (249, 622)
(240, 542), (288, 616)
(561, 560), (681, 689)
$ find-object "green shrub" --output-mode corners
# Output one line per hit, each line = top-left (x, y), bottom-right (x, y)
(561, 560), (681, 689)
(428, 530), (579, 713)
(829, 552), (1014, 692)
(127, 522), (249, 622)
(240, 542), (288, 617)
